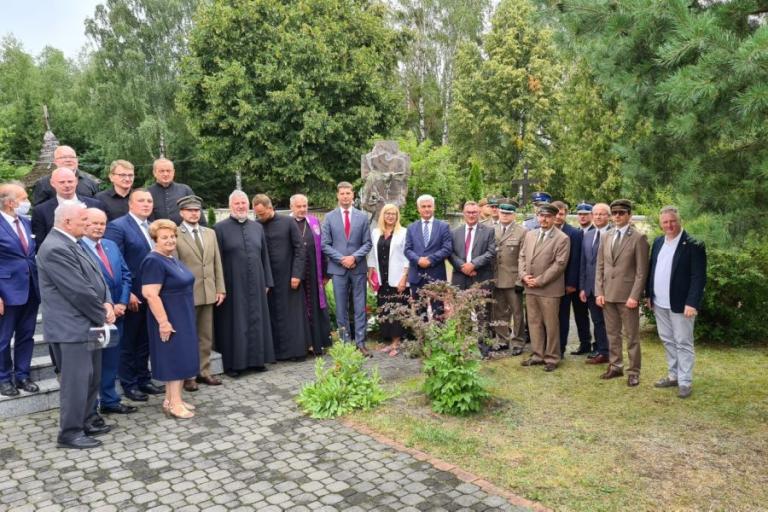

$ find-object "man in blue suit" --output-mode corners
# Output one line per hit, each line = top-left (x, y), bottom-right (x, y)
(578, 203), (611, 364)
(81, 208), (137, 414)
(321, 182), (373, 356)
(404, 194), (453, 315)
(552, 201), (591, 357)
(31, 168), (105, 251)
(646, 206), (707, 399)
(0, 183), (40, 396)
(104, 189), (164, 401)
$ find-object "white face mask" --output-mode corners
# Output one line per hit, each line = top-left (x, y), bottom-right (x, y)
(14, 200), (31, 216)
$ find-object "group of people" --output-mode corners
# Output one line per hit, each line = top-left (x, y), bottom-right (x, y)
(0, 146), (707, 450)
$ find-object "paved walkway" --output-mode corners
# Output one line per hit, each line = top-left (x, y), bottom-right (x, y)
(0, 353), (533, 511)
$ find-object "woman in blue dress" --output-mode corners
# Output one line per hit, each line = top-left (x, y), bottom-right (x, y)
(141, 219), (199, 419)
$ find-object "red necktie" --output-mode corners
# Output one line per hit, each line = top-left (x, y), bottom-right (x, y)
(96, 241), (114, 278)
(465, 226), (473, 260)
(14, 219), (28, 254)
(344, 210), (351, 240)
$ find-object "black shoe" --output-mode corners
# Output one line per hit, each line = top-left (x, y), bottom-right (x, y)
(88, 414), (106, 428)
(123, 389), (149, 402)
(570, 346), (592, 356)
(57, 435), (102, 449)
(85, 423), (112, 437)
(138, 383), (165, 395)
(511, 347), (524, 356)
(0, 381), (19, 397)
(225, 370), (241, 378)
(15, 378), (39, 393)
(101, 403), (138, 415)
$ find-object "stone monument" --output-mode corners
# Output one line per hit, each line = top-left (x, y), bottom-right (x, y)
(360, 141), (410, 223)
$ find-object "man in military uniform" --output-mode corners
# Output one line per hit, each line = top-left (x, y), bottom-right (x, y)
(479, 197), (500, 227)
(523, 191), (552, 231)
(492, 203), (527, 355)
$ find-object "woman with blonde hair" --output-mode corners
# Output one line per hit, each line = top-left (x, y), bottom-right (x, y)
(367, 204), (409, 356)
(141, 219), (199, 419)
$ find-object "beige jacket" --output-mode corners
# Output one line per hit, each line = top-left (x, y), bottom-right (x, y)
(175, 224), (226, 306)
(518, 227), (570, 297)
(595, 224), (649, 302)
(494, 222), (527, 288)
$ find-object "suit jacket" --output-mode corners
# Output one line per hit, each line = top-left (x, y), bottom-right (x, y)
(0, 215), (39, 305)
(595, 224), (650, 303)
(404, 218), (453, 285)
(561, 223), (583, 290)
(579, 227), (611, 296)
(175, 224), (226, 305)
(493, 222), (526, 289)
(80, 238), (132, 307)
(31, 195), (106, 251)
(646, 230), (706, 313)
(518, 227), (570, 298)
(37, 229), (110, 342)
(321, 207), (372, 276)
(367, 228), (409, 288)
(449, 223), (496, 289)
(104, 214), (153, 296)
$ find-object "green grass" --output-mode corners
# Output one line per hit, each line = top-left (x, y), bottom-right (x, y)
(353, 335), (768, 511)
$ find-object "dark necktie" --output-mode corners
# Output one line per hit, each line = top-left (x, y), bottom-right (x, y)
(193, 228), (204, 255)
(14, 219), (28, 254)
(613, 231), (621, 257)
(344, 210), (351, 240)
(95, 241), (114, 278)
(464, 226), (473, 259)
(593, 229), (600, 248)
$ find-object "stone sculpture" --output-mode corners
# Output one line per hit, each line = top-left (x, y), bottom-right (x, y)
(360, 141), (410, 223)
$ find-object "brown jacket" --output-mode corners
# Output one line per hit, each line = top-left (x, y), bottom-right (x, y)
(494, 222), (527, 288)
(175, 224), (226, 306)
(518, 227), (570, 297)
(595, 224), (649, 303)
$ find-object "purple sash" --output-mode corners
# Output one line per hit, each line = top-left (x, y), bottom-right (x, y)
(307, 215), (328, 309)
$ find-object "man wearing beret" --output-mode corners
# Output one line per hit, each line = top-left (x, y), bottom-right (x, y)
(595, 199), (650, 387)
(492, 202), (527, 356)
(175, 195), (226, 391)
(646, 206), (706, 398)
(518, 203), (570, 371)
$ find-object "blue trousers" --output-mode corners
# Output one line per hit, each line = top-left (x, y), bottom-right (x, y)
(119, 304), (151, 391)
(0, 298), (39, 383)
(559, 290), (592, 354)
(99, 319), (124, 407)
(331, 273), (368, 347)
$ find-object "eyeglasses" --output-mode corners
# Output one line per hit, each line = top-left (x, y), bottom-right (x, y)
(489, 205), (499, 209)
(113, 174), (135, 179)
(611, 211), (629, 216)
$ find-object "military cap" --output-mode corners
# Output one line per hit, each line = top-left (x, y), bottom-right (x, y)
(531, 191), (552, 203)
(537, 203), (559, 216)
(177, 195), (203, 210)
(478, 198), (489, 207)
(610, 199), (632, 212)
(487, 197), (499, 206)
(499, 203), (517, 213)
(576, 202), (593, 213)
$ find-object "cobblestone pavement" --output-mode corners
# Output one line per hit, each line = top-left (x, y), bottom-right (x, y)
(0, 353), (532, 511)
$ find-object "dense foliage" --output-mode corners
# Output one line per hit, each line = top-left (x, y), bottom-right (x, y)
(296, 338), (388, 418)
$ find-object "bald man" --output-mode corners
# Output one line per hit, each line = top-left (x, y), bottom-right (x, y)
(31, 168), (105, 250)
(32, 146), (100, 205)
(147, 158), (203, 225)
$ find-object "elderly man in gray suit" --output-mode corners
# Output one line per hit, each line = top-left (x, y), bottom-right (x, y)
(38, 202), (116, 449)
(321, 182), (373, 356)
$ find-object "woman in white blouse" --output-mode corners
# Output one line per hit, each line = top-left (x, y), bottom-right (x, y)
(367, 203), (409, 356)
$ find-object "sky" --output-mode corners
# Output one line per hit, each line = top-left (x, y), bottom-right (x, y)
(0, 0), (103, 59)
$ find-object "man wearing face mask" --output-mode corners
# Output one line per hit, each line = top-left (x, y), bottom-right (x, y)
(0, 182), (41, 397)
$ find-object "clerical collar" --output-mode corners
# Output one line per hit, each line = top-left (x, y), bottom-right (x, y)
(231, 215), (248, 224)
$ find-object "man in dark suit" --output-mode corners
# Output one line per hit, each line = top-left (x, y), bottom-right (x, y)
(578, 203), (611, 365)
(95, 160), (135, 221)
(31, 167), (105, 250)
(32, 146), (100, 205)
(404, 194), (453, 300)
(0, 183), (40, 396)
(37, 202), (116, 449)
(81, 208), (137, 414)
(646, 206), (706, 399)
(552, 201), (591, 357)
(104, 189), (164, 401)
(321, 182), (373, 355)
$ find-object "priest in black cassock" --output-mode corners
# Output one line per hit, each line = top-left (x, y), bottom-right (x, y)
(253, 194), (312, 361)
(213, 191), (275, 376)
(290, 194), (332, 355)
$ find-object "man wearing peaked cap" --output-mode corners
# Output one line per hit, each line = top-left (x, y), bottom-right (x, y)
(576, 202), (595, 234)
(523, 191), (552, 230)
(175, 194), (226, 391)
(480, 197), (500, 227)
(595, 199), (649, 387)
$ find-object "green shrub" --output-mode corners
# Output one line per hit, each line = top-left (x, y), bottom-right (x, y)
(697, 238), (768, 345)
(296, 338), (388, 418)
(206, 206), (217, 226)
(422, 319), (489, 416)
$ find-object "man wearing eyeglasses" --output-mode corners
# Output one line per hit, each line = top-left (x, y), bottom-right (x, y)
(32, 146), (100, 205)
(595, 199), (649, 387)
(95, 160), (136, 221)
